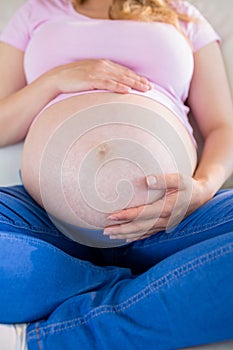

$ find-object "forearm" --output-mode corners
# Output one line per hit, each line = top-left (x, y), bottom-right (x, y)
(193, 126), (233, 197)
(0, 55), (153, 148)
(0, 73), (58, 147)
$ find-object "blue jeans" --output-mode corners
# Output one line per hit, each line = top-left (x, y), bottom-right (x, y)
(0, 185), (233, 349)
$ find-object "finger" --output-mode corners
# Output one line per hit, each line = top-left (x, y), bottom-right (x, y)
(109, 67), (151, 85)
(108, 200), (165, 222)
(93, 79), (133, 93)
(120, 77), (151, 92)
(109, 60), (151, 85)
(110, 71), (152, 91)
(109, 226), (159, 241)
(108, 205), (145, 221)
(98, 73), (151, 92)
(146, 173), (187, 191)
(110, 233), (144, 241)
(104, 217), (162, 238)
(101, 60), (152, 91)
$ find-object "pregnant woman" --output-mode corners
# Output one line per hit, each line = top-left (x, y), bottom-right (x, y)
(0, 0), (233, 349)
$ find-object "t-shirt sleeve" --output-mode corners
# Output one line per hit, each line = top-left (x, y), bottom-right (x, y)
(178, 1), (221, 52)
(0, 1), (33, 51)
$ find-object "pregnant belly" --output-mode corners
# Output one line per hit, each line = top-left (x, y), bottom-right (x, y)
(21, 92), (197, 247)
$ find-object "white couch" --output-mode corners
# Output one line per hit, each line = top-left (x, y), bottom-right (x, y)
(0, 1), (233, 349)
(0, 0), (25, 186)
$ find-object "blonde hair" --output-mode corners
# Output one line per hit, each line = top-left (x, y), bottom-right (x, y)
(73, 0), (193, 29)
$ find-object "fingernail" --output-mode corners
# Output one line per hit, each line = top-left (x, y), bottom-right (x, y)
(108, 215), (120, 221)
(143, 84), (150, 90)
(146, 175), (157, 188)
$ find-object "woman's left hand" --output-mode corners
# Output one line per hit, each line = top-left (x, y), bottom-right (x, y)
(103, 173), (211, 242)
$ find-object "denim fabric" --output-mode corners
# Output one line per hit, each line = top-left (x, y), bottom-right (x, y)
(0, 185), (233, 349)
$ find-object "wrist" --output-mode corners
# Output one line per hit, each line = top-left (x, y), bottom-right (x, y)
(193, 175), (220, 200)
(41, 68), (62, 96)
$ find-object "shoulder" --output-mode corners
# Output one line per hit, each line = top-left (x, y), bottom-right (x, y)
(18, 0), (69, 31)
(173, 1), (221, 52)
(172, 0), (203, 17)
(16, 0), (68, 19)
(0, 0), (68, 51)
(29, 0), (68, 14)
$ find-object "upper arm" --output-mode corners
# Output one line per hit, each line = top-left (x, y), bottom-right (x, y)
(0, 42), (26, 100)
(187, 41), (233, 139)
(0, 0), (34, 99)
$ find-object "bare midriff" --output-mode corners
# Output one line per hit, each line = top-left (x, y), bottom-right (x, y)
(21, 92), (197, 231)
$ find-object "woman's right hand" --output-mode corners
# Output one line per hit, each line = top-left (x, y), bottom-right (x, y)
(49, 59), (151, 94)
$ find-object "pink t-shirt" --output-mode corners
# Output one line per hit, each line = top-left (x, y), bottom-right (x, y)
(0, 0), (220, 139)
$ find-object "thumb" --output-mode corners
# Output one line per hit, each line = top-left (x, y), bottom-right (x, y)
(146, 173), (185, 190)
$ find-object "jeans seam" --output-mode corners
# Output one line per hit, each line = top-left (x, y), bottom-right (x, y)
(0, 233), (115, 273)
(139, 215), (233, 247)
(36, 324), (43, 350)
(0, 219), (59, 234)
(27, 242), (233, 341)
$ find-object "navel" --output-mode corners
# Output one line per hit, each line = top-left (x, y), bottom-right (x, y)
(97, 143), (109, 160)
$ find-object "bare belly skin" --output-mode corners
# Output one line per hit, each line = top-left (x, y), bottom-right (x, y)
(21, 92), (197, 245)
